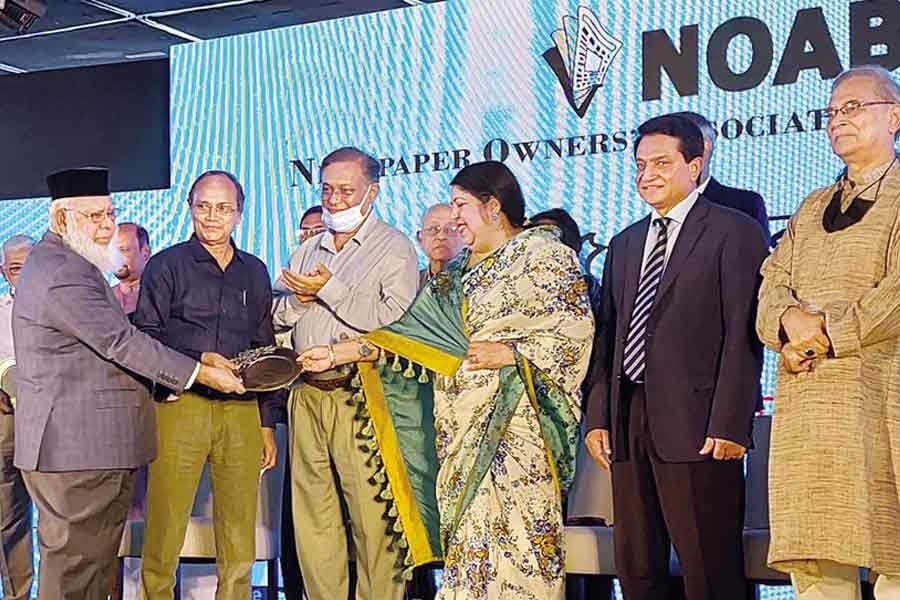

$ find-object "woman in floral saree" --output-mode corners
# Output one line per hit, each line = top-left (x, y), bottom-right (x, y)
(298, 161), (594, 600)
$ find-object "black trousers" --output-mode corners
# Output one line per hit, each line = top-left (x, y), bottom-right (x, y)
(611, 384), (747, 600)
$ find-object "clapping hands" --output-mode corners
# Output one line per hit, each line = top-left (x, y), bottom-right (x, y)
(280, 263), (333, 303)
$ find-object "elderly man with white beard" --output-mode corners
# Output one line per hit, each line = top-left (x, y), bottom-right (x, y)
(11, 167), (246, 600)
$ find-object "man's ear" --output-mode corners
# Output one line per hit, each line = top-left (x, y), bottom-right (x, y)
(362, 183), (379, 214)
(52, 206), (68, 234)
(688, 156), (703, 182)
(888, 103), (900, 141)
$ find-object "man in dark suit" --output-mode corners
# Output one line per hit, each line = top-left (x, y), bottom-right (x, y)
(584, 115), (768, 600)
(675, 111), (772, 247)
(12, 168), (245, 599)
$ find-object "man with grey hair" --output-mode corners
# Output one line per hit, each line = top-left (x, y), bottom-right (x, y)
(274, 146), (418, 600)
(0, 234), (34, 600)
(675, 110), (772, 246)
(757, 65), (900, 599)
(12, 167), (245, 599)
(416, 202), (464, 289)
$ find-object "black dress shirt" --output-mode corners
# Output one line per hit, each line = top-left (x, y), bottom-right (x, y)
(133, 235), (283, 426)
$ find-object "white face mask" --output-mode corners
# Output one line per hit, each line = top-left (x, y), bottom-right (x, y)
(322, 186), (373, 233)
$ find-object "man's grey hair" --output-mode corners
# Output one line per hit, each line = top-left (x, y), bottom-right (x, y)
(420, 203), (452, 225)
(1, 235), (35, 265)
(832, 65), (900, 103)
(832, 65), (900, 142)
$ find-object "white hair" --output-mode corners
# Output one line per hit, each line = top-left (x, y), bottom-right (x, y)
(0, 235), (35, 265)
(833, 65), (900, 103)
(833, 65), (900, 141)
(48, 198), (124, 274)
(48, 198), (70, 235)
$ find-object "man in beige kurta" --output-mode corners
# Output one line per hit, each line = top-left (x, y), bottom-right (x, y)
(757, 66), (900, 600)
(272, 147), (418, 600)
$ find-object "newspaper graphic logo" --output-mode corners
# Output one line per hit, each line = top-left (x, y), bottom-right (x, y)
(543, 6), (622, 118)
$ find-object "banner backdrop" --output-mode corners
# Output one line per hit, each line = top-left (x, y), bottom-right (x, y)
(2, 0), (899, 402)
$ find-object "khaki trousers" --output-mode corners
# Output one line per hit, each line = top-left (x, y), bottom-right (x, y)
(0, 413), (33, 600)
(139, 393), (262, 600)
(793, 561), (900, 600)
(289, 384), (405, 600)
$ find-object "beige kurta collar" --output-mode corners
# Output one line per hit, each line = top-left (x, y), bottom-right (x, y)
(839, 156), (899, 209)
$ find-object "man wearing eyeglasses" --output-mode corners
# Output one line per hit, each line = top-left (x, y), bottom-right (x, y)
(273, 146), (417, 600)
(416, 203), (464, 289)
(296, 205), (325, 247)
(11, 168), (244, 600)
(758, 65), (900, 600)
(0, 234), (34, 600)
(133, 170), (282, 600)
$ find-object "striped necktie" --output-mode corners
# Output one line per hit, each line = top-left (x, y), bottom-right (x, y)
(623, 217), (670, 383)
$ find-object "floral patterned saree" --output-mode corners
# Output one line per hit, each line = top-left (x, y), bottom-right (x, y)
(351, 227), (594, 598)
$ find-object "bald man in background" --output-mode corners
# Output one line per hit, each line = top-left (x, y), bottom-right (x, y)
(111, 222), (151, 316)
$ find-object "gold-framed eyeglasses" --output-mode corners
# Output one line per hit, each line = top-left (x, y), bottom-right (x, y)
(422, 224), (458, 237)
(825, 100), (897, 120)
(66, 207), (117, 224)
(191, 202), (237, 218)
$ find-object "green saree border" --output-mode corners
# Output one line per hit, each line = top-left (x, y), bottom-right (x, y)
(364, 330), (462, 377)
(358, 362), (440, 565)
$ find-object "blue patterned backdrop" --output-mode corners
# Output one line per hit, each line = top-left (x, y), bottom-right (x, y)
(3, 0), (890, 401)
(3, 2), (898, 595)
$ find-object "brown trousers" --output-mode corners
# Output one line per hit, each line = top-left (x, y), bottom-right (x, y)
(0, 412), (33, 600)
(23, 468), (135, 600)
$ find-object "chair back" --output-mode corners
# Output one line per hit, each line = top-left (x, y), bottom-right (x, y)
(744, 415), (771, 529)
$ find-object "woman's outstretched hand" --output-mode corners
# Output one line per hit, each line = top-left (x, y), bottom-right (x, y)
(297, 345), (333, 373)
(465, 341), (516, 370)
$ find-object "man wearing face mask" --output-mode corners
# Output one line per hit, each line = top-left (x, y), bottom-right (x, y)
(273, 146), (418, 600)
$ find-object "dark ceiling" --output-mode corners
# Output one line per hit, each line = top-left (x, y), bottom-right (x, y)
(0, 0), (443, 74)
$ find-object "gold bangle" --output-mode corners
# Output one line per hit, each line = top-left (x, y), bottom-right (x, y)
(327, 344), (337, 369)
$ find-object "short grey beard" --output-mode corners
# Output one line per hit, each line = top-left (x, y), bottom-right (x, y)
(62, 226), (126, 275)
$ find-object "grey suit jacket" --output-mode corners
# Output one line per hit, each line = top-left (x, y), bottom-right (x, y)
(12, 232), (197, 472)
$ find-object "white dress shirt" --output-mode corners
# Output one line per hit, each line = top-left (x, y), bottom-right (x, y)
(638, 188), (701, 278)
(697, 176), (711, 195)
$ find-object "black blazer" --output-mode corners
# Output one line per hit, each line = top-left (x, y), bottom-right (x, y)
(704, 176), (772, 247)
(586, 197), (769, 462)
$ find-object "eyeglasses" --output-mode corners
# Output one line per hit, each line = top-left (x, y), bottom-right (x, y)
(825, 100), (897, 120)
(191, 202), (237, 218)
(299, 226), (326, 239)
(421, 224), (459, 237)
(66, 208), (117, 224)
(320, 185), (359, 202)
